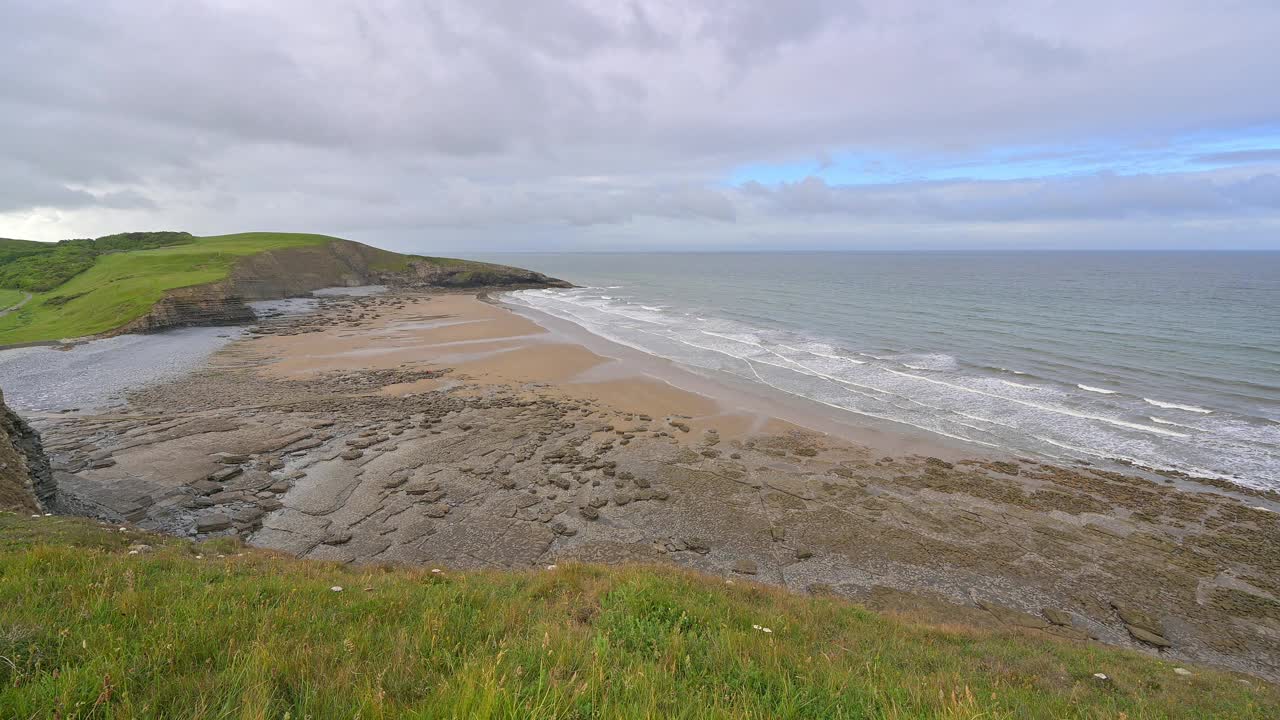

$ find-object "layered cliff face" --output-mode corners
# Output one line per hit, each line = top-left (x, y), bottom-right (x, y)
(0, 388), (55, 512)
(116, 285), (257, 335)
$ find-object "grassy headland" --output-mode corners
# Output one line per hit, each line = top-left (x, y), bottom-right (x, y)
(0, 232), (341, 344)
(0, 513), (1274, 719)
(0, 231), (565, 345)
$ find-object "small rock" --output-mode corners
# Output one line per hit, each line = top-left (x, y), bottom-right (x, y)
(323, 531), (353, 546)
(732, 559), (758, 575)
(1173, 668), (1192, 676)
(208, 466), (242, 483)
(1125, 624), (1172, 648)
(1043, 608), (1073, 626)
(340, 449), (364, 461)
(422, 503), (449, 518)
(685, 537), (711, 554)
(195, 514), (232, 533)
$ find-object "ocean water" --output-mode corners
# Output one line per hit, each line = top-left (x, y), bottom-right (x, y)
(481, 252), (1279, 490)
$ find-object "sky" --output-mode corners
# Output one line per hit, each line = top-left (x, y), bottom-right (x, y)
(2, 0), (1279, 252)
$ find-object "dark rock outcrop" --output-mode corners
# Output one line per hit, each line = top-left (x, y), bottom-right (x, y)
(117, 285), (256, 334)
(0, 388), (55, 512)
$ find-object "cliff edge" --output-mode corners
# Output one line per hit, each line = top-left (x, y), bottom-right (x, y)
(0, 387), (55, 512)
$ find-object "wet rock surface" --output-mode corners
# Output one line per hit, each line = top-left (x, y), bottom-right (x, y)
(25, 290), (1280, 682)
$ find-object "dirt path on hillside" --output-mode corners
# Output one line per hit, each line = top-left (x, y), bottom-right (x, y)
(0, 292), (31, 319)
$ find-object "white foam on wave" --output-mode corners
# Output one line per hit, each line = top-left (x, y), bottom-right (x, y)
(1150, 417), (1200, 430)
(1144, 398), (1212, 414)
(776, 342), (867, 364)
(504, 287), (1272, 485)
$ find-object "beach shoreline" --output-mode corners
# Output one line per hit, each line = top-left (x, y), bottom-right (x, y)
(20, 289), (1280, 681)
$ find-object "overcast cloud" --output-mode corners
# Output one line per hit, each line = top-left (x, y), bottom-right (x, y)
(2, 0), (1279, 250)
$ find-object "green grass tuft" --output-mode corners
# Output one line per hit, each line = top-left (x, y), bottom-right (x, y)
(0, 513), (1274, 718)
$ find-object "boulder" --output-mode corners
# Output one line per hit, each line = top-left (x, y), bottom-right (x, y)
(195, 514), (232, 533)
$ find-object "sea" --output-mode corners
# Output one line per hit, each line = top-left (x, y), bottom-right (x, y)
(480, 251), (1279, 491)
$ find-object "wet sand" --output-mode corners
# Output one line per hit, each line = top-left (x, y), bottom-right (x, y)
(26, 290), (1280, 682)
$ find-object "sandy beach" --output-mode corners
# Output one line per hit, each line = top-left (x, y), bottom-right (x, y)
(26, 290), (1280, 681)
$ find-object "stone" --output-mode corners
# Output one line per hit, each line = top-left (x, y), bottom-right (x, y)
(195, 514), (232, 533)
(340, 449), (364, 461)
(685, 537), (711, 554)
(1043, 608), (1074, 626)
(231, 507), (265, 525)
(579, 506), (599, 520)
(1126, 624), (1172, 648)
(794, 548), (813, 560)
(190, 480), (222, 496)
(217, 454), (250, 464)
(422, 502), (449, 518)
(770, 527), (786, 542)
(613, 492), (633, 506)
(322, 531), (353, 546)
(209, 466), (242, 483)
(89, 458), (116, 469)
(1112, 603), (1164, 637)
(732, 559), (758, 575)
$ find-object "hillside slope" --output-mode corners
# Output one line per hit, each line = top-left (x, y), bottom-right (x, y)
(0, 232), (566, 345)
(0, 513), (1275, 719)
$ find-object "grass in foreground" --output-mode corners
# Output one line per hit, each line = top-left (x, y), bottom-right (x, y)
(0, 514), (1274, 719)
(0, 233), (337, 344)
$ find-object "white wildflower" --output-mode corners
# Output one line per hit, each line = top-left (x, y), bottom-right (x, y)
(330, 586), (343, 592)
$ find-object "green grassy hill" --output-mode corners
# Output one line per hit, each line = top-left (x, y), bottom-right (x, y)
(0, 513), (1274, 719)
(0, 228), (555, 343)
(0, 232), (339, 344)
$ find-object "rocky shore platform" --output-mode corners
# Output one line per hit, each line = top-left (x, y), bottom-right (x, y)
(26, 290), (1280, 682)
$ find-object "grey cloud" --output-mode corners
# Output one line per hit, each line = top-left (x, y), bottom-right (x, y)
(753, 170), (1280, 222)
(1, 0), (1279, 247)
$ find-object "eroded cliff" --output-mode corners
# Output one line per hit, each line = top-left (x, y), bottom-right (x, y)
(0, 387), (55, 512)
